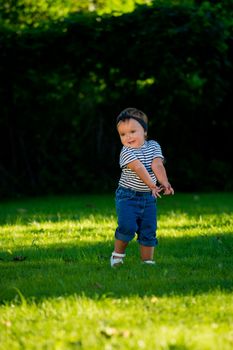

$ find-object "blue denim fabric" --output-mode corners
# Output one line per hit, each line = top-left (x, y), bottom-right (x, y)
(115, 186), (158, 247)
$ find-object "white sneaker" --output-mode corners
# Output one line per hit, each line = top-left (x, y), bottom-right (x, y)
(110, 251), (126, 267)
(142, 260), (155, 265)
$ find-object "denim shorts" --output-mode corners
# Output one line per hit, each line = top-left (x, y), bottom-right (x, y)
(115, 186), (158, 247)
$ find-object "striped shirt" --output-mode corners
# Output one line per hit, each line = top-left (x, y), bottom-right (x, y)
(118, 140), (164, 192)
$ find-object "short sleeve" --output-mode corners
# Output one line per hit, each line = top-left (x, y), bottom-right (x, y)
(119, 147), (137, 168)
(151, 140), (164, 159)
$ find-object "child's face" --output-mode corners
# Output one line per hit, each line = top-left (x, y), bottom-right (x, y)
(117, 118), (146, 148)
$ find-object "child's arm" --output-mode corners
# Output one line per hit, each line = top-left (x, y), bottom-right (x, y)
(127, 160), (162, 197)
(151, 158), (174, 195)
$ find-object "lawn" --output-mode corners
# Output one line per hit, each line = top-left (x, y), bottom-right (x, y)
(0, 193), (232, 349)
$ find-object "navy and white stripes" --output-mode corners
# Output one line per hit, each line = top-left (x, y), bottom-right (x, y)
(118, 140), (164, 192)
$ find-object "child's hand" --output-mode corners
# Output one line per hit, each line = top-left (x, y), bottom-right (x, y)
(151, 185), (164, 198)
(161, 183), (174, 196)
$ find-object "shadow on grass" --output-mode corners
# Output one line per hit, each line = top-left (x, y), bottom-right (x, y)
(0, 195), (116, 226)
(0, 233), (232, 303)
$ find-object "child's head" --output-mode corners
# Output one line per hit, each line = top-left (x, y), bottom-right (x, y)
(116, 108), (148, 130)
(116, 108), (148, 148)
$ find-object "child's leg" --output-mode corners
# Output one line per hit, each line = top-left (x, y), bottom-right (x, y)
(111, 187), (138, 266)
(113, 187), (137, 258)
(111, 239), (128, 267)
(140, 245), (154, 261)
(137, 195), (157, 262)
(114, 239), (128, 254)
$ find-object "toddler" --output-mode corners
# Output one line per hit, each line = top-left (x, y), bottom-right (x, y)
(110, 107), (174, 267)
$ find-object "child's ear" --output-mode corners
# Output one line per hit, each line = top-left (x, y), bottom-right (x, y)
(144, 132), (147, 137)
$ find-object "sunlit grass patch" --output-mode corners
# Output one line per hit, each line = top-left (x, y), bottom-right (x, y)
(0, 292), (232, 349)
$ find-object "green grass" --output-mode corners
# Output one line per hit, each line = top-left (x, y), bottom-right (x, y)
(0, 193), (232, 349)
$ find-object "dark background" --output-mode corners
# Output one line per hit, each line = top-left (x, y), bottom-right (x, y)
(0, 1), (232, 197)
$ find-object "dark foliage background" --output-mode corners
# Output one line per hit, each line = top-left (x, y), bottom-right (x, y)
(0, 2), (232, 197)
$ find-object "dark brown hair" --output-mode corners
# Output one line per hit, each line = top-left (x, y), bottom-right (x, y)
(116, 108), (148, 131)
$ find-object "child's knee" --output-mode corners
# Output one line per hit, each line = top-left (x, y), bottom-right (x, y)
(115, 224), (136, 242)
(137, 234), (158, 247)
